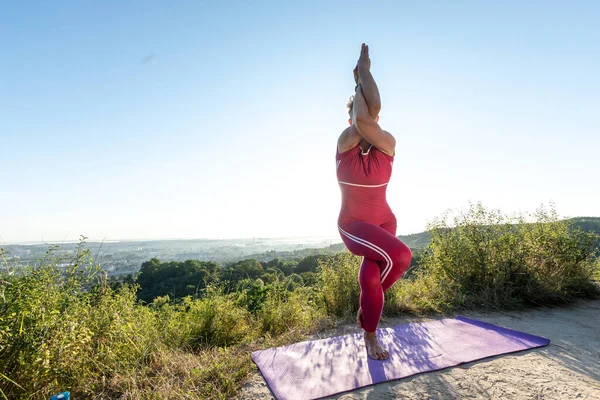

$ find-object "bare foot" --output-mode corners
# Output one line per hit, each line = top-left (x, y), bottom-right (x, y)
(356, 308), (363, 329)
(364, 332), (389, 360)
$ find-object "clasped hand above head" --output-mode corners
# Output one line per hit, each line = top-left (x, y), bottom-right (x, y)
(353, 43), (371, 87)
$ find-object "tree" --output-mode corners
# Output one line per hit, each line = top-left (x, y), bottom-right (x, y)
(136, 259), (219, 303)
(295, 255), (320, 274)
(221, 259), (264, 291)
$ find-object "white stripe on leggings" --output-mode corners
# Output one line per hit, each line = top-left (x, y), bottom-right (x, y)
(338, 225), (394, 284)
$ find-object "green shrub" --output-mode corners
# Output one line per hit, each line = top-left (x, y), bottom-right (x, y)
(232, 278), (270, 313)
(317, 252), (362, 318)
(0, 264), (162, 399)
(258, 286), (324, 336)
(385, 271), (459, 315)
(161, 288), (254, 350)
(417, 202), (599, 310)
(593, 258), (600, 281)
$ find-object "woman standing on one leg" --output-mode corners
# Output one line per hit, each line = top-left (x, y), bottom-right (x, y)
(336, 43), (412, 360)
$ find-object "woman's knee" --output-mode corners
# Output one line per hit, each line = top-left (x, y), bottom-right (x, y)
(359, 273), (382, 293)
(391, 244), (412, 269)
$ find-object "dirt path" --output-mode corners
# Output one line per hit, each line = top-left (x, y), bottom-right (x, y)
(238, 299), (600, 400)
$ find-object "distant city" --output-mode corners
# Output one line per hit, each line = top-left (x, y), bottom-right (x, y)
(0, 236), (345, 278)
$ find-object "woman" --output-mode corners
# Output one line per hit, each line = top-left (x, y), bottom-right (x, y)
(336, 43), (412, 360)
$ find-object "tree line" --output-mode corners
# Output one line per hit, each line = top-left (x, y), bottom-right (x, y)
(132, 254), (330, 303)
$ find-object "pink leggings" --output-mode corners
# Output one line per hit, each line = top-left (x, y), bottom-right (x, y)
(338, 221), (412, 332)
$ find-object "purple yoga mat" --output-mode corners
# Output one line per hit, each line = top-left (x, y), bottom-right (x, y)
(251, 316), (550, 400)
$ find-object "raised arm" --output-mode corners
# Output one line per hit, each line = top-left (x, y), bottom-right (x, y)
(352, 84), (395, 156)
(354, 43), (381, 118)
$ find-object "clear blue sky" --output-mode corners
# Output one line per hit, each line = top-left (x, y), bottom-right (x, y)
(1, 1), (599, 243)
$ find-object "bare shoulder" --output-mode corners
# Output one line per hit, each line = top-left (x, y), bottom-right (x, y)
(337, 126), (361, 153)
(381, 130), (396, 156)
(383, 130), (396, 146)
(337, 126), (354, 142)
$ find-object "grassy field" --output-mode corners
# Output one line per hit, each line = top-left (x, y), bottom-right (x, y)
(1, 203), (598, 399)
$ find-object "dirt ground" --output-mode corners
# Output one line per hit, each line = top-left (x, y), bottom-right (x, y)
(238, 299), (600, 400)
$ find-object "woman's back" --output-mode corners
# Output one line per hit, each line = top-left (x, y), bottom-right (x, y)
(336, 143), (395, 228)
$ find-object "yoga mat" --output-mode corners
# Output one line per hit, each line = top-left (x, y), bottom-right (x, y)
(251, 316), (550, 400)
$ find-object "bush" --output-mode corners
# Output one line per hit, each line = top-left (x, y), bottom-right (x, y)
(414, 202), (599, 310)
(232, 278), (270, 313)
(385, 271), (459, 315)
(0, 264), (162, 399)
(0, 247), (255, 399)
(258, 285), (325, 336)
(166, 289), (254, 350)
(317, 252), (362, 318)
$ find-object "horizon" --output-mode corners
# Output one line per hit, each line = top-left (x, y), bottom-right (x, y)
(4, 214), (600, 246)
(1, 234), (345, 246)
(2, 1), (599, 243)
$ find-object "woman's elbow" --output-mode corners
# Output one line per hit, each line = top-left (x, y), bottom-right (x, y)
(355, 112), (371, 125)
(369, 104), (381, 118)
